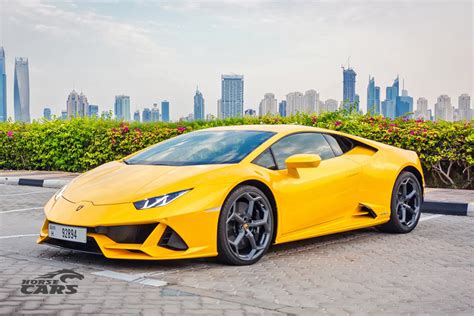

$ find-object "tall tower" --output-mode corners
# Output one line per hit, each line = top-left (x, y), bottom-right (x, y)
(0, 47), (6, 122)
(259, 93), (278, 116)
(221, 74), (244, 119)
(342, 67), (357, 111)
(114, 95), (131, 121)
(367, 76), (381, 114)
(14, 57), (30, 122)
(161, 100), (170, 122)
(194, 88), (205, 121)
(67, 90), (89, 117)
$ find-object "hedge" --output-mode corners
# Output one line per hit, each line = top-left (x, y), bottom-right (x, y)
(0, 111), (472, 189)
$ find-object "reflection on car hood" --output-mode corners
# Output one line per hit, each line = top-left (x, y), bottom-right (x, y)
(63, 161), (229, 205)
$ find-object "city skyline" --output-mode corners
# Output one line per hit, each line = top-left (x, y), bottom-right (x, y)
(0, 1), (471, 120)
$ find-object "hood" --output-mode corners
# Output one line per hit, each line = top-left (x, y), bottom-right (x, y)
(63, 161), (230, 205)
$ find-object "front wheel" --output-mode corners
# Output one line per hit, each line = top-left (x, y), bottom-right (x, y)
(217, 185), (274, 265)
(377, 171), (423, 233)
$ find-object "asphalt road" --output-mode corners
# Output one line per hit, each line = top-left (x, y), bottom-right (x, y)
(0, 184), (473, 315)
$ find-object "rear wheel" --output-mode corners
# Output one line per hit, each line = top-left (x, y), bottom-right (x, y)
(378, 171), (422, 233)
(217, 185), (273, 265)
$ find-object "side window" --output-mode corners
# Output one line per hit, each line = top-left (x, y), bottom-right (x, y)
(252, 149), (277, 170)
(323, 134), (343, 156)
(271, 133), (335, 170)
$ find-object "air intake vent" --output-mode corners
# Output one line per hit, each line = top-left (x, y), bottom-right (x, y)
(158, 227), (188, 251)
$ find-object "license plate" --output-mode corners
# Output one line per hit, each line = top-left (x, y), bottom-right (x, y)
(48, 223), (87, 244)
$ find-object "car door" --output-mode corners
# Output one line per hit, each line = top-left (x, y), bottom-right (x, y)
(267, 132), (361, 235)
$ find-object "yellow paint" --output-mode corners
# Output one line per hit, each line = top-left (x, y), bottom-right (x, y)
(38, 125), (424, 260)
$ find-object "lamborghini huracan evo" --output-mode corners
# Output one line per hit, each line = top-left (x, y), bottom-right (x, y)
(38, 125), (424, 265)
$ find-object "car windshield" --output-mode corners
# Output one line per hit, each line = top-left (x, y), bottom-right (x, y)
(125, 130), (275, 166)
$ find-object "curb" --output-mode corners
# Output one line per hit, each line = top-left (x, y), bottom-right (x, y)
(0, 177), (70, 189)
(421, 201), (473, 217)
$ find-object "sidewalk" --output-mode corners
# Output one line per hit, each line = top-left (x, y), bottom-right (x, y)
(1, 170), (472, 216)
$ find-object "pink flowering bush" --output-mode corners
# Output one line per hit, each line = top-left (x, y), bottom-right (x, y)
(0, 111), (472, 189)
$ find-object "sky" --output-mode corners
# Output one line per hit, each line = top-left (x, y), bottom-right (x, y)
(0, 0), (472, 120)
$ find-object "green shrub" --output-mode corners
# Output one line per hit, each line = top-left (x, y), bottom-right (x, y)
(0, 111), (472, 189)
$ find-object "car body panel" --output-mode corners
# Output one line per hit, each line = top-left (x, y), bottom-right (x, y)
(38, 124), (424, 260)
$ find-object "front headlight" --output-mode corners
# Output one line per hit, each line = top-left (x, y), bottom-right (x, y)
(54, 185), (68, 201)
(133, 189), (192, 210)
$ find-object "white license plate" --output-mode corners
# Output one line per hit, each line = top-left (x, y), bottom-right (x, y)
(48, 223), (87, 244)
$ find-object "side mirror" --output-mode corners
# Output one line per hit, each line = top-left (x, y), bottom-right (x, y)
(285, 154), (321, 177)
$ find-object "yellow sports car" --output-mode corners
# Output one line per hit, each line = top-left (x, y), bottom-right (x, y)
(38, 125), (424, 265)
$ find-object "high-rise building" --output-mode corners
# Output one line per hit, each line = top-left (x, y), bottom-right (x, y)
(381, 76), (399, 119)
(304, 90), (320, 114)
(133, 110), (140, 122)
(434, 95), (453, 121)
(14, 57), (30, 122)
(114, 95), (131, 121)
(152, 103), (160, 122)
(342, 67), (357, 111)
(367, 76), (381, 114)
(88, 104), (99, 117)
(244, 109), (257, 117)
(286, 92), (304, 115)
(0, 47), (6, 122)
(161, 100), (170, 122)
(395, 88), (413, 118)
(414, 97), (430, 120)
(278, 100), (287, 117)
(259, 93), (278, 116)
(43, 108), (52, 120)
(193, 88), (205, 121)
(61, 110), (67, 120)
(142, 108), (151, 122)
(221, 74), (244, 118)
(323, 99), (339, 113)
(458, 94), (471, 122)
(66, 90), (89, 117)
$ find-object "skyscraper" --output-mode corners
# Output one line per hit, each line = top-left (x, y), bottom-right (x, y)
(304, 90), (320, 114)
(67, 90), (89, 117)
(286, 92), (304, 115)
(14, 57), (30, 122)
(367, 76), (381, 114)
(259, 93), (278, 116)
(161, 100), (170, 122)
(278, 100), (287, 117)
(381, 76), (399, 119)
(0, 47), (6, 122)
(221, 74), (244, 118)
(133, 110), (140, 122)
(114, 95), (131, 121)
(342, 67), (357, 111)
(43, 108), (52, 120)
(88, 104), (99, 117)
(142, 108), (151, 122)
(194, 88), (205, 120)
(323, 99), (339, 113)
(395, 89), (413, 118)
(458, 94), (471, 122)
(152, 103), (160, 122)
(434, 95), (453, 121)
(414, 97), (430, 120)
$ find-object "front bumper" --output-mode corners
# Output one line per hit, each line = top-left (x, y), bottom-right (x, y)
(37, 194), (222, 260)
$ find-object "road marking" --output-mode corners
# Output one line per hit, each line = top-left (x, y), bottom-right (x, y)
(92, 270), (167, 287)
(0, 191), (55, 197)
(419, 214), (444, 222)
(0, 207), (44, 214)
(0, 234), (37, 239)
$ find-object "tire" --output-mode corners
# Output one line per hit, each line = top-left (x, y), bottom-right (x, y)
(377, 171), (423, 233)
(217, 185), (274, 265)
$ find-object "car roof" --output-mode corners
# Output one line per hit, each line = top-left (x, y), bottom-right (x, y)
(202, 124), (329, 134)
